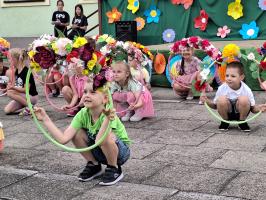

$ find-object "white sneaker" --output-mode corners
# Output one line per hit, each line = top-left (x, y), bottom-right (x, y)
(121, 111), (132, 122)
(198, 100), (203, 105)
(186, 96), (194, 100)
(57, 92), (64, 98)
(130, 114), (143, 122)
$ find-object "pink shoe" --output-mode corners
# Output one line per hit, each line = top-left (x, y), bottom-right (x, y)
(67, 110), (78, 117)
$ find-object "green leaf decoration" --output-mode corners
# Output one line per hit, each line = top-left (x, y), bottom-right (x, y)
(65, 43), (72, 53)
(251, 70), (259, 79)
(249, 63), (258, 72)
(55, 28), (66, 38)
(261, 71), (266, 80)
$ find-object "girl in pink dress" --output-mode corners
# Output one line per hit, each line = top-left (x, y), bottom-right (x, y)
(61, 61), (88, 116)
(110, 61), (154, 122)
(172, 47), (201, 100)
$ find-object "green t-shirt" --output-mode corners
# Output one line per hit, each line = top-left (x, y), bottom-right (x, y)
(71, 107), (131, 145)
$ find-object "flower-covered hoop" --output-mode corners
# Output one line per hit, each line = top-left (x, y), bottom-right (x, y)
(168, 36), (222, 89)
(100, 40), (148, 115)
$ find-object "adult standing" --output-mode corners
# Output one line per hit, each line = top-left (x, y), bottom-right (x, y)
(51, 0), (70, 37)
(68, 4), (88, 40)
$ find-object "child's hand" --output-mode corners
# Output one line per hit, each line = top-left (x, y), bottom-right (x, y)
(61, 105), (72, 110)
(102, 108), (116, 121)
(128, 104), (135, 111)
(34, 107), (49, 121)
(257, 104), (266, 112)
(200, 94), (209, 104)
(6, 82), (14, 90)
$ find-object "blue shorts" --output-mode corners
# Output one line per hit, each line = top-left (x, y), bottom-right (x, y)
(86, 131), (130, 166)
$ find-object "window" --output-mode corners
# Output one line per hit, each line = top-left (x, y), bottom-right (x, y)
(1, 0), (49, 7)
(78, 0), (97, 4)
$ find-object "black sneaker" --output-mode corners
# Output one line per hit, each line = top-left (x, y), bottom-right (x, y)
(52, 89), (60, 97)
(99, 165), (124, 186)
(238, 122), (251, 132)
(219, 121), (230, 131)
(78, 161), (103, 182)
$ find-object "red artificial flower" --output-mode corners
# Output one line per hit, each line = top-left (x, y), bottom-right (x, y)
(180, 39), (188, 47)
(194, 10), (209, 31)
(260, 61), (266, 70)
(66, 50), (79, 63)
(201, 39), (210, 49)
(33, 46), (55, 69)
(263, 42), (266, 49)
(189, 36), (198, 44)
(194, 80), (207, 92)
(206, 50), (213, 57)
(172, 41), (181, 52)
(95, 51), (106, 67)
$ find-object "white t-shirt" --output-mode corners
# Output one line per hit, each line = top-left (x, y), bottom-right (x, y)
(213, 81), (255, 106)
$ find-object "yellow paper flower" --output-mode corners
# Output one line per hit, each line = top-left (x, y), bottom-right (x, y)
(127, 0), (139, 14)
(28, 50), (36, 59)
(106, 37), (116, 44)
(87, 53), (97, 70)
(30, 61), (41, 72)
(0, 38), (10, 48)
(82, 69), (89, 75)
(222, 43), (240, 58)
(227, 0), (243, 20)
(73, 37), (87, 48)
(51, 42), (59, 55)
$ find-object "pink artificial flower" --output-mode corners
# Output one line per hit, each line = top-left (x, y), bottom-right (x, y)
(217, 26), (231, 38)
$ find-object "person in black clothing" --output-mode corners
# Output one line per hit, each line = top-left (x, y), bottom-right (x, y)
(68, 4), (88, 40)
(4, 48), (38, 116)
(52, 0), (70, 37)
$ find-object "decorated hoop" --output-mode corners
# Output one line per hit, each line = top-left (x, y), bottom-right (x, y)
(168, 36), (222, 90)
(26, 68), (111, 153)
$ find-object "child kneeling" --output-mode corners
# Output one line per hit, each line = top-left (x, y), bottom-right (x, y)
(201, 61), (266, 132)
(34, 80), (130, 186)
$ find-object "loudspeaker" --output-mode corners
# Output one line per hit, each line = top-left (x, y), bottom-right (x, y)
(115, 21), (137, 42)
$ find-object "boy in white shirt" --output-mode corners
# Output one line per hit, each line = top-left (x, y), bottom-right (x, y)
(201, 61), (266, 132)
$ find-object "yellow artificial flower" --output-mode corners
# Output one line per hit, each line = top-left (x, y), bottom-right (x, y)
(0, 38), (10, 48)
(28, 50), (36, 59)
(51, 42), (59, 55)
(73, 37), (87, 48)
(222, 43), (240, 58)
(127, 0), (139, 14)
(106, 37), (116, 44)
(87, 53), (97, 70)
(30, 61), (41, 72)
(82, 69), (89, 75)
(227, 0), (243, 20)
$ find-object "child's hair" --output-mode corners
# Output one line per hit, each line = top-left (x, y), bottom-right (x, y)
(85, 37), (96, 50)
(0, 58), (3, 63)
(179, 47), (194, 75)
(74, 4), (84, 17)
(57, 0), (64, 6)
(227, 61), (244, 75)
(111, 61), (132, 84)
(9, 48), (28, 67)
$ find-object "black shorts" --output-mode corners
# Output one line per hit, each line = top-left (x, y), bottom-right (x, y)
(228, 99), (251, 120)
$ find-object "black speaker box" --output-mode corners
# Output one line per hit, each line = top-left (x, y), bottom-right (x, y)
(115, 21), (137, 42)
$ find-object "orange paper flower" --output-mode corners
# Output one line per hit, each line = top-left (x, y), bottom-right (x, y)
(171, 0), (193, 9)
(135, 17), (145, 31)
(106, 8), (122, 23)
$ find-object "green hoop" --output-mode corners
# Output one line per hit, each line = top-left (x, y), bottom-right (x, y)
(204, 102), (262, 124)
(25, 68), (112, 153)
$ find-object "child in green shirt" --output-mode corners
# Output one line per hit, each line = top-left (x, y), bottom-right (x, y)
(34, 73), (130, 186)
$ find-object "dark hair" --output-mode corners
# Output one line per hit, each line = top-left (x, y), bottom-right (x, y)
(227, 61), (244, 75)
(57, 0), (64, 6)
(85, 37), (96, 49)
(75, 4), (84, 17)
(0, 58), (3, 63)
(179, 57), (185, 75)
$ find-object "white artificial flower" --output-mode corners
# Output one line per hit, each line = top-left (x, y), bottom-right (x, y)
(200, 68), (210, 80)
(100, 46), (111, 55)
(247, 52), (255, 60)
(116, 41), (124, 47)
(123, 42), (130, 50)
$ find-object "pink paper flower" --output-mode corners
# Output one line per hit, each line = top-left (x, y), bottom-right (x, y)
(217, 26), (231, 38)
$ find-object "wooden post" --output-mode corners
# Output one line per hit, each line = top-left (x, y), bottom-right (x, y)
(98, 0), (102, 35)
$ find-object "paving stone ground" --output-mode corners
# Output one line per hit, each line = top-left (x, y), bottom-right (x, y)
(0, 84), (266, 200)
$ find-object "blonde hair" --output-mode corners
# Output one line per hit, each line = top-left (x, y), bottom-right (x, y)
(9, 48), (28, 67)
(111, 61), (132, 84)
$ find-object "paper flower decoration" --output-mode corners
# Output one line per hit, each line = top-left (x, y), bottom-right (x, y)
(171, 0), (194, 9)
(162, 29), (176, 43)
(144, 5), (161, 23)
(51, 38), (72, 56)
(127, 0), (139, 14)
(222, 43), (240, 59)
(194, 10), (209, 31)
(239, 21), (259, 39)
(106, 7), (122, 23)
(0, 37), (10, 59)
(227, 0), (243, 20)
(135, 17), (145, 31)
(258, 0), (266, 10)
(217, 26), (231, 38)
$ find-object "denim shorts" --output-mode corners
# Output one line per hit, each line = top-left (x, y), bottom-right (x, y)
(86, 131), (130, 166)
